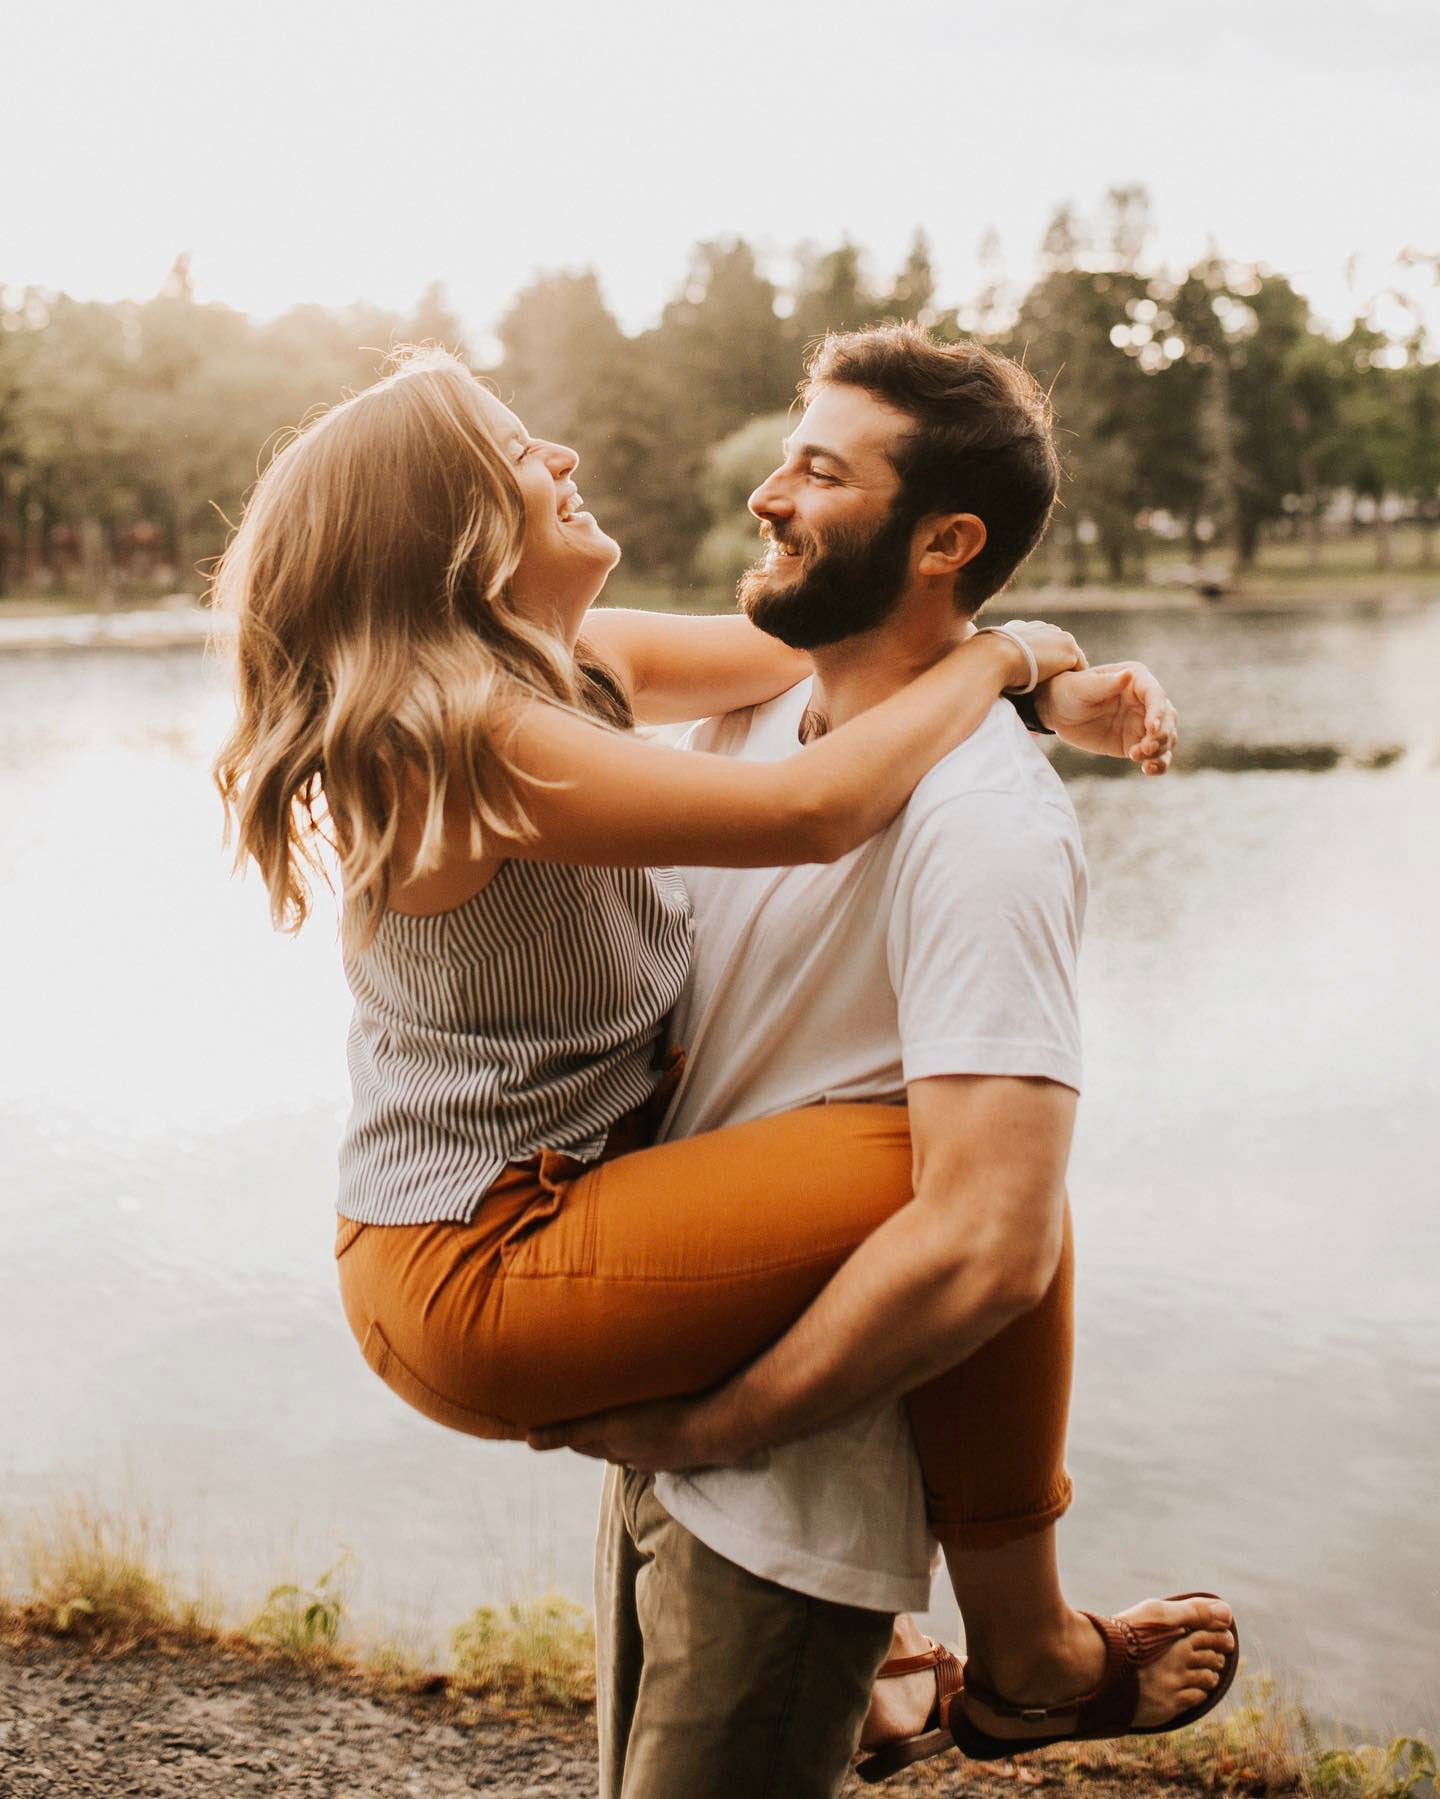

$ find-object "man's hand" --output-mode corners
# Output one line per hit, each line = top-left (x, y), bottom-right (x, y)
(527, 1391), (746, 1473)
(1035, 661), (1178, 773)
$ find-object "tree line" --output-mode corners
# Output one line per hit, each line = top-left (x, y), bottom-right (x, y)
(2, 193), (1436, 602)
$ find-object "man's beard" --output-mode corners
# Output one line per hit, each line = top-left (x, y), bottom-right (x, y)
(736, 505), (915, 651)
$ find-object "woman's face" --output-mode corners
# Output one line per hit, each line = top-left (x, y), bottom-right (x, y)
(477, 388), (620, 641)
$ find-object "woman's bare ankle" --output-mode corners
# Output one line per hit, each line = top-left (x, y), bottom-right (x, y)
(969, 1607), (1102, 1704)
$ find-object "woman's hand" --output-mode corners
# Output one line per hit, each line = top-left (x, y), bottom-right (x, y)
(1036, 661), (1179, 773)
(988, 617), (1088, 688)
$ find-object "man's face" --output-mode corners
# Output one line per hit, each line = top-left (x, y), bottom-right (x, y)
(738, 385), (917, 651)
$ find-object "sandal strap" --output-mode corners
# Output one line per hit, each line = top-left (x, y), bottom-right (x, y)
(875, 1639), (946, 1680)
(933, 1646), (965, 1730)
(872, 1639), (966, 1733)
(962, 1609), (1194, 1733)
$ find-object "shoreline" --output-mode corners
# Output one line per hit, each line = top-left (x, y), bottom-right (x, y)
(0, 1622), (1388, 1799)
(0, 581), (1436, 653)
(2, 1566), (1430, 1799)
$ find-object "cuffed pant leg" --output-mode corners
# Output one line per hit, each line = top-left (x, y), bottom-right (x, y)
(612, 1470), (894, 1799)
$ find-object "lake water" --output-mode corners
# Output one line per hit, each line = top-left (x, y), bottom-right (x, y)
(1, 597), (1437, 1736)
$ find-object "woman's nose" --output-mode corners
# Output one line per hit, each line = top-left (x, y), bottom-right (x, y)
(543, 439), (579, 477)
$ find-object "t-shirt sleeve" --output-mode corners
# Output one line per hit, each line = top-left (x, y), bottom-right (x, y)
(885, 789), (1086, 1091)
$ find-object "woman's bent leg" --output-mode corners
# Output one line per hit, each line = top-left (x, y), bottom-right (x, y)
(341, 1102), (1075, 1555)
(907, 1207), (1075, 1549)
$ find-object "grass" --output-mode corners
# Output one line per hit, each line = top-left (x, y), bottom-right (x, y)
(246, 1552), (352, 1665)
(4, 531), (1437, 624)
(8, 1502), (209, 1652)
(0, 1505), (1431, 1791)
(451, 1593), (596, 1707)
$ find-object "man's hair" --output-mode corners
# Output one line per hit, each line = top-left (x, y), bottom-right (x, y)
(802, 323), (1060, 614)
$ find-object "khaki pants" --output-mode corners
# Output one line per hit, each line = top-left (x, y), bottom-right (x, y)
(595, 1465), (895, 1799)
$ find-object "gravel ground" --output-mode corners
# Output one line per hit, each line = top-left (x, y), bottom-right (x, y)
(0, 1637), (1203, 1798)
(0, 1640), (598, 1797)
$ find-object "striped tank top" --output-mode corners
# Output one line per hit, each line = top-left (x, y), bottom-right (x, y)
(337, 860), (694, 1225)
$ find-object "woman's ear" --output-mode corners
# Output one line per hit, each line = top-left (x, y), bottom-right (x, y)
(915, 512), (986, 578)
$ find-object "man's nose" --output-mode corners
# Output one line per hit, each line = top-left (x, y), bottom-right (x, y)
(748, 470), (791, 520)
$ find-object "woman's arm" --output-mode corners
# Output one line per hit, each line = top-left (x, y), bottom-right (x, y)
(484, 623), (1081, 870)
(582, 609), (811, 725)
(1035, 662), (1179, 774)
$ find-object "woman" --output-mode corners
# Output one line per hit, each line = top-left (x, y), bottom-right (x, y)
(214, 347), (1235, 1776)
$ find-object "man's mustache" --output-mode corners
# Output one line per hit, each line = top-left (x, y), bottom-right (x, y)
(760, 526), (812, 560)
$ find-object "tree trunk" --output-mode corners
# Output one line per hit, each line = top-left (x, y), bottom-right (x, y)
(1374, 507), (1393, 570)
(171, 479), (191, 592)
(1202, 346), (1244, 582)
(1297, 451), (1323, 570)
(80, 516), (114, 616)
(1047, 525), (1065, 590)
(1066, 519), (1088, 588)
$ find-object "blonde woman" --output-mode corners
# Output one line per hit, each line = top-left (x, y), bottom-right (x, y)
(215, 347), (1235, 1779)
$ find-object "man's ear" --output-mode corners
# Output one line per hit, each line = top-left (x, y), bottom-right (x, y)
(915, 512), (986, 578)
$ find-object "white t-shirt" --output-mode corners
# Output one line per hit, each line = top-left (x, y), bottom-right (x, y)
(653, 679), (1087, 1614)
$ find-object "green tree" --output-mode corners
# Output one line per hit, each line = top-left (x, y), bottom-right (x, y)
(649, 240), (792, 444)
(790, 239), (879, 346)
(691, 411), (789, 587)
(405, 280), (468, 354)
(1166, 259), (1316, 570)
(1006, 266), (1150, 582)
(882, 229), (937, 322)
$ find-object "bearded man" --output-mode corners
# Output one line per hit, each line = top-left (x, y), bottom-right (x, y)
(534, 323), (1233, 1798)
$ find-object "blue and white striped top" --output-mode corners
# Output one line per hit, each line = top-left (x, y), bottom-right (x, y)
(336, 859), (694, 1225)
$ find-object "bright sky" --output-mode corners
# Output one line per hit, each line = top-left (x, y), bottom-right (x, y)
(6, 0), (1437, 347)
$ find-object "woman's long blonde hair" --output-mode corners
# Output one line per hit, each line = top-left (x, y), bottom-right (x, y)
(213, 346), (620, 953)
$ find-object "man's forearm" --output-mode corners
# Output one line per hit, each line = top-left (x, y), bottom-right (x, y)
(694, 1188), (1056, 1461)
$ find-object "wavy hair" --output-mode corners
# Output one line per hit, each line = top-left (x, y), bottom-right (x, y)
(213, 346), (625, 954)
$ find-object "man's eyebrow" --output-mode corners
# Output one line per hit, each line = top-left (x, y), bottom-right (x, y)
(782, 438), (855, 476)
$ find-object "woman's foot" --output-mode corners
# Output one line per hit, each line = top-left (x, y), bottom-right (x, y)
(859, 1615), (951, 1750)
(961, 1595), (1236, 1743)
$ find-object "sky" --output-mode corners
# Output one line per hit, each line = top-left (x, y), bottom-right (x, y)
(5, 0), (1437, 348)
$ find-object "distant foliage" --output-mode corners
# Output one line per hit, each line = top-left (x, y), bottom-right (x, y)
(1, 203), (1435, 602)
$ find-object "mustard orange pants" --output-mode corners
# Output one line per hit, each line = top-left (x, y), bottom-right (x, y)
(336, 1100), (1073, 1549)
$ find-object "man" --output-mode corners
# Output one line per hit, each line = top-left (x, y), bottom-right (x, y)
(535, 324), (1216, 1796)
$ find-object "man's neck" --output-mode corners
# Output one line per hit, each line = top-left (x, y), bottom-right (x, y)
(804, 591), (973, 737)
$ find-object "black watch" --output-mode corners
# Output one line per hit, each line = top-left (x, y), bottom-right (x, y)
(1007, 690), (1055, 735)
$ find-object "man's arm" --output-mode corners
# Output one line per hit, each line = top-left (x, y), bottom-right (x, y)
(529, 1072), (1074, 1470)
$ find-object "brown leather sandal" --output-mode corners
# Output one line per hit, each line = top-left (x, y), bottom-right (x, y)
(950, 1590), (1240, 1762)
(854, 1638), (965, 1785)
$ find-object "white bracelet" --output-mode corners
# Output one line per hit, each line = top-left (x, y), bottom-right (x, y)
(974, 625), (1039, 694)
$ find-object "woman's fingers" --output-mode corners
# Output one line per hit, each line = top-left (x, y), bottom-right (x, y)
(1001, 618), (1088, 682)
